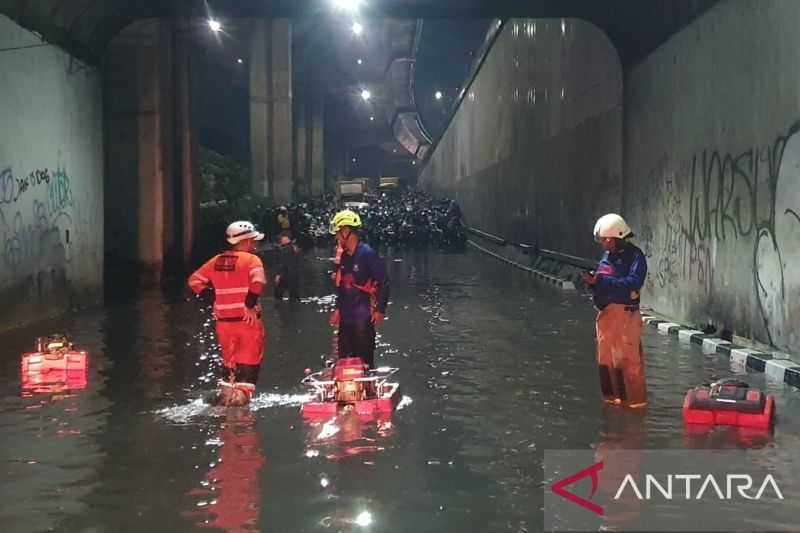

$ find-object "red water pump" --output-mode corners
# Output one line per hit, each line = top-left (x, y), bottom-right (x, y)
(683, 379), (774, 429)
(301, 357), (399, 417)
(20, 335), (88, 394)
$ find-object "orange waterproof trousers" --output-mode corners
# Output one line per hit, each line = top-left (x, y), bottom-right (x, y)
(216, 320), (265, 368)
(596, 304), (647, 406)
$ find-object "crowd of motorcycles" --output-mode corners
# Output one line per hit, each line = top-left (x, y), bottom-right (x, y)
(257, 190), (468, 250)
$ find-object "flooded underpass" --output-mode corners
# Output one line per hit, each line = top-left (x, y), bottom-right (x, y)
(3, 247), (800, 533)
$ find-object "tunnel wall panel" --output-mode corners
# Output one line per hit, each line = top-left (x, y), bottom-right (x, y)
(625, 0), (800, 353)
(419, 18), (623, 259)
(0, 14), (104, 330)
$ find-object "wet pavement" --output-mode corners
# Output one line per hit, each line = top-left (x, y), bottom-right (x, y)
(3, 247), (800, 532)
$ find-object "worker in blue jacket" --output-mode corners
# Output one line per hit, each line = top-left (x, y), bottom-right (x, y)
(328, 210), (390, 369)
(582, 214), (648, 408)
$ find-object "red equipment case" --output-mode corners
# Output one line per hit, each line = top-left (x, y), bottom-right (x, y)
(682, 380), (774, 429)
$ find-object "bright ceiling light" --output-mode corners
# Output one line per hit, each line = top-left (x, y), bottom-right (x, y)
(208, 19), (222, 33)
(369, 116), (374, 121)
(435, 90), (443, 100)
(360, 89), (371, 101)
(333, 0), (363, 12)
(237, 58), (244, 64)
(356, 58), (363, 65)
(354, 511), (373, 527)
(352, 22), (364, 35)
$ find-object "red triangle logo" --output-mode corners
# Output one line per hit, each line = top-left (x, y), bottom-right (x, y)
(551, 461), (604, 516)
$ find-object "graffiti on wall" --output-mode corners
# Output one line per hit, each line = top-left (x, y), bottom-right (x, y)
(639, 123), (800, 349)
(0, 161), (77, 298)
(755, 128), (800, 348)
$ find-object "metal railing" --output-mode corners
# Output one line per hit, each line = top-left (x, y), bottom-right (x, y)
(467, 226), (597, 270)
(537, 249), (597, 271)
(467, 226), (506, 245)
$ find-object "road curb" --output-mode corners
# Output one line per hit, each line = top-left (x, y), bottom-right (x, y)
(641, 313), (800, 390)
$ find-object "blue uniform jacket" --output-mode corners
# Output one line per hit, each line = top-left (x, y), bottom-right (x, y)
(591, 243), (647, 310)
(337, 241), (390, 324)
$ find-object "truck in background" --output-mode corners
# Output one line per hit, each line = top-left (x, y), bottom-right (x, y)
(379, 177), (401, 193)
(336, 179), (370, 209)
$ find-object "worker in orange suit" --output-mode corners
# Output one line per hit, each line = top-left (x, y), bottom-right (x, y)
(582, 214), (648, 408)
(188, 221), (267, 405)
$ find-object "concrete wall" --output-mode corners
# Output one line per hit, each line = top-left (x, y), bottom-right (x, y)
(0, 14), (104, 329)
(419, 19), (623, 258)
(625, 0), (800, 353)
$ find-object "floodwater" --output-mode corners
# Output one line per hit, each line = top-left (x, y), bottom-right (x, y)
(2, 247), (800, 533)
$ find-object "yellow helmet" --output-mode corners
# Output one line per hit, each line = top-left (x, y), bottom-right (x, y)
(330, 210), (362, 234)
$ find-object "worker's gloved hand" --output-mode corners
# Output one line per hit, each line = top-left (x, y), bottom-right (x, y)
(371, 311), (385, 326)
(329, 309), (340, 326)
(582, 271), (599, 286)
(199, 287), (215, 305)
(243, 306), (260, 326)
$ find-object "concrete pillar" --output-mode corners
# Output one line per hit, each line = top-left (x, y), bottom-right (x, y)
(105, 18), (196, 281)
(310, 88), (325, 196)
(137, 22), (166, 274)
(250, 20), (270, 198)
(159, 21), (176, 266)
(174, 17), (196, 265)
(249, 18), (293, 204)
(271, 19), (293, 205)
(294, 63), (308, 198)
(324, 104), (347, 191)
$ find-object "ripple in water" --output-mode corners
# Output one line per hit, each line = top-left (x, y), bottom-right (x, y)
(154, 392), (313, 423)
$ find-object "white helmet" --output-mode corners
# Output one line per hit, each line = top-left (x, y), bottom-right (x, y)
(593, 213), (632, 241)
(225, 220), (264, 245)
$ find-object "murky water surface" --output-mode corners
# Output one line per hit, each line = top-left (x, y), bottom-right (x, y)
(2, 248), (800, 532)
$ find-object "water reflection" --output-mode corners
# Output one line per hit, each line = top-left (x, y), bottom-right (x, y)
(1, 310), (110, 533)
(683, 423), (775, 449)
(186, 409), (265, 531)
(3, 249), (800, 532)
(594, 408), (646, 529)
(304, 411), (396, 461)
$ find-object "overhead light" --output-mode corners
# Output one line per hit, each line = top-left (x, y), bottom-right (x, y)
(333, 0), (363, 12)
(352, 157), (357, 163)
(237, 58), (244, 64)
(352, 22), (364, 35)
(356, 58), (363, 65)
(393, 149), (397, 153)
(411, 161), (416, 165)
(208, 19), (222, 33)
(354, 511), (373, 527)
(369, 116), (374, 121)
(434, 90), (443, 100)
(360, 89), (371, 101)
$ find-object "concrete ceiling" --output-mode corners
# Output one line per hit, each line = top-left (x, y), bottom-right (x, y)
(0, 0), (717, 174)
(0, 0), (717, 67)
